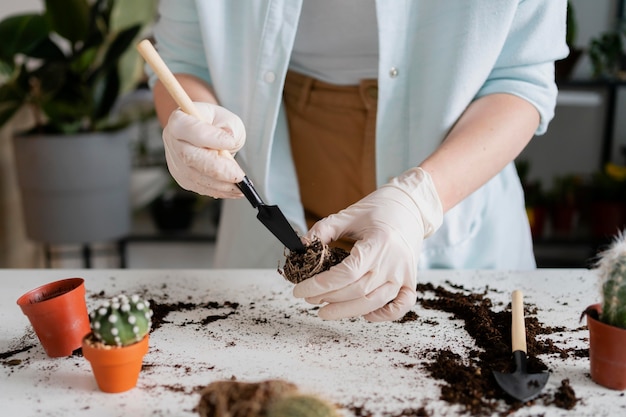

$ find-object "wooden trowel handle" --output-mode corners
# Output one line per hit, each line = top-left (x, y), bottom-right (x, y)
(511, 289), (527, 354)
(137, 39), (201, 119)
(136, 39), (234, 161)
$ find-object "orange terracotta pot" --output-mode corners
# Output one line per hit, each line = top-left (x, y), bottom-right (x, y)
(16, 277), (90, 357)
(82, 333), (149, 393)
(585, 304), (626, 390)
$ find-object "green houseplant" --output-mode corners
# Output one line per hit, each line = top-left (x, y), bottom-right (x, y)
(82, 293), (153, 393)
(588, 20), (626, 80)
(0, 0), (142, 133)
(584, 230), (626, 390)
(0, 0), (152, 246)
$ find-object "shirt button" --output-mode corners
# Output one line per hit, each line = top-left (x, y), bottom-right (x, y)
(264, 72), (276, 83)
(389, 67), (399, 78)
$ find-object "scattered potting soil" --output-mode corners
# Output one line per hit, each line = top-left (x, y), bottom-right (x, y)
(0, 345), (34, 360)
(1, 276), (585, 417)
(149, 300), (240, 332)
(279, 238), (349, 284)
(415, 282), (580, 415)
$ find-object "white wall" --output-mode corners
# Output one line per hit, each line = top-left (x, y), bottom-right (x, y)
(0, 0), (42, 17)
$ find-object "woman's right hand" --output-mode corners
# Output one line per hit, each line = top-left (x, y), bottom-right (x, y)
(162, 102), (247, 199)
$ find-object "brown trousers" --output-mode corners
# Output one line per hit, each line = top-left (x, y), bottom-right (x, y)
(283, 71), (378, 249)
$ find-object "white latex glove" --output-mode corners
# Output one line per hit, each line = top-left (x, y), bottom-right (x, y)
(293, 167), (443, 322)
(162, 102), (246, 198)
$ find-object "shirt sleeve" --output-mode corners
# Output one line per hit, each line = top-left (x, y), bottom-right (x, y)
(475, 0), (569, 135)
(146, 0), (212, 89)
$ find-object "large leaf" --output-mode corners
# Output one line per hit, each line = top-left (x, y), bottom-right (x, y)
(0, 14), (50, 64)
(92, 67), (120, 122)
(85, 23), (141, 106)
(81, 0), (112, 53)
(87, 24), (140, 83)
(45, 0), (90, 45)
(24, 37), (66, 61)
(72, 45), (99, 75)
(41, 74), (92, 133)
(103, 24), (141, 67)
(34, 63), (70, 100)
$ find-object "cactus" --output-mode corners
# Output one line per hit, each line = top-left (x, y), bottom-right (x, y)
(266, 394), (340, 417)
(596, 230), (626, 329)
(89, 294), (153, 347)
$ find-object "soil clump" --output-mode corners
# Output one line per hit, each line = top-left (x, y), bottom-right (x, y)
(196, 379), (340, 417)
(279, 238), (349, 284)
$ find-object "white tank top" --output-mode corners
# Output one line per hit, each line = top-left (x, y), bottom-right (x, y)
(289, 0), (379, 85)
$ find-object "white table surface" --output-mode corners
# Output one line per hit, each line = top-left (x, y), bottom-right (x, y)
(0, 268), (622, 417)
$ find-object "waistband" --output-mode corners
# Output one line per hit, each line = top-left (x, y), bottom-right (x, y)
(284, 70), (378, 110)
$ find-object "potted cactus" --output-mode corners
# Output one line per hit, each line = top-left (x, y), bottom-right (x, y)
(82, 293), (153, 393)
(583, 230), (626, 390)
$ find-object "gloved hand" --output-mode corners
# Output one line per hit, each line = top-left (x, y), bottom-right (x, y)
(293, 167), (443, 322)
(162, 102), (246, 198)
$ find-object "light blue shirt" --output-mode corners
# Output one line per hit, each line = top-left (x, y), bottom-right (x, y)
(150, 0), (568, 269)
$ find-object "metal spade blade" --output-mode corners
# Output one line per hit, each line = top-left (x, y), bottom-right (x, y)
(493, 290), (549, 402)
(237, 177), (305, 253)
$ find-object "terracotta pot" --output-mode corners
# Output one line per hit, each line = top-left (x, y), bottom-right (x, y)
(16, 277), (90, 357)
(82, 333), (150, 393)
(585, 304), (626, 390)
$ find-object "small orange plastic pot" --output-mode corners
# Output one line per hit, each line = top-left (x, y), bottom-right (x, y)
(16, 277), (91, 357)
(82, 333), (150, 393)
(585, 304), (626, 390)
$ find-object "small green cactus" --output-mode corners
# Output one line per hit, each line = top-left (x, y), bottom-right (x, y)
(90, 294), (153, 347)
(266, 394), (340, 417)
(596, 230), (626, 329)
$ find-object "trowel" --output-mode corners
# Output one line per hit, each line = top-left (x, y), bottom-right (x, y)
(137, 40), (305, 253)
(493, 290), (549, 402)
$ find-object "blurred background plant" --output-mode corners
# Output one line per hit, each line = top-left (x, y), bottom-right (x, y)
(588, 18), (626, 80)
(0, 0), (156, 134)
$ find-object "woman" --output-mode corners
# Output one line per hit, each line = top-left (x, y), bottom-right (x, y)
(147, 0), (569, 322)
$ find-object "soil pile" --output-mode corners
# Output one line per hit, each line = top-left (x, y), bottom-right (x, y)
(415, 282), (579, 415)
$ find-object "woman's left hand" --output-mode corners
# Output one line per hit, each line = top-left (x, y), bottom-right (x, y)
(293, 167), (443, 322)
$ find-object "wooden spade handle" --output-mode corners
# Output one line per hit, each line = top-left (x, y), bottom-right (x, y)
(136, 39), (238, 163)
(136, 39), (202, 119)
(511, 289), (527, 353)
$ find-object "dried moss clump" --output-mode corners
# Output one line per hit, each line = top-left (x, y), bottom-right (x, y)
(197, 379), (339, 417)
(279, 238), (349, 284)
